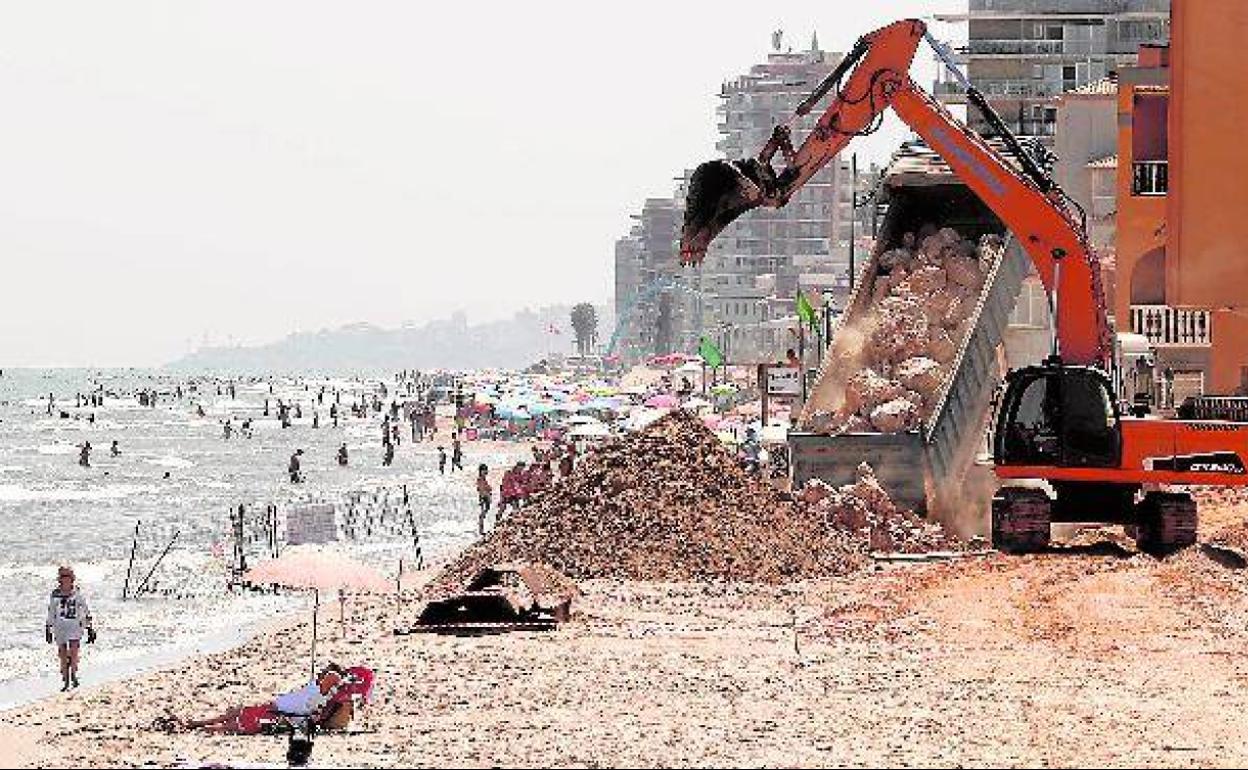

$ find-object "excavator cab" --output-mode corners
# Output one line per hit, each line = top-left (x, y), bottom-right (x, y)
(993, 362), (1122, 470)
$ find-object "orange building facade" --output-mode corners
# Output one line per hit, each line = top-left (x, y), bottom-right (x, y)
(1116, 0), (1248, 400)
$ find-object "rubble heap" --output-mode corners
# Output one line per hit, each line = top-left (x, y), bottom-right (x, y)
(808, 226), (1004, 434)
(431, 412), (960, 592)
(798, 463), (962, 554)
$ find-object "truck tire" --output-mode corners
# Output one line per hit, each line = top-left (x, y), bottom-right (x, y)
(1135, 492), (1197, 556)
(991, 487), (1052, 553)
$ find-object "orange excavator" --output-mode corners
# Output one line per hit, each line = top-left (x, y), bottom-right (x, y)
(679, 19), (1248, 554)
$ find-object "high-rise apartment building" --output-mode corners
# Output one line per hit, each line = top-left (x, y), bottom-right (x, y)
(935, 0), (1170, 138)
(610, 197), (690, 363)
(699, 34), (856, 363)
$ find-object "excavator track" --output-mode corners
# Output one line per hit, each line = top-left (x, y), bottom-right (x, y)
(991, 487), (1052, 554)
(1135, 491), (1198, 556)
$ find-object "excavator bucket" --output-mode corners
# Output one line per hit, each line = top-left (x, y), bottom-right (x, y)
(679, 158), (766, 264)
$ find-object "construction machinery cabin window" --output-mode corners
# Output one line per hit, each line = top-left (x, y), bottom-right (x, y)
(997, 369), (1121, 468)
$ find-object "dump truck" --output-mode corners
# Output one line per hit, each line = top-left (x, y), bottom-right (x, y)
(787, 142), (1029, 517)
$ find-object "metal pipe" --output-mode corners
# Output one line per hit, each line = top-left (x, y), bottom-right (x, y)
(1050, 259), (1062, 360)
(311, 588), (319, 680)
(849, 153), (858, 291)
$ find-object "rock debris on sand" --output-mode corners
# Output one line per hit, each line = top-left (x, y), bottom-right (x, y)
(432, 411), (958, 592)
(798, 462), (963, 554)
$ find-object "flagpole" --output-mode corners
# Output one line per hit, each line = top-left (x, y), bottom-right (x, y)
(798, 322), (806, 407)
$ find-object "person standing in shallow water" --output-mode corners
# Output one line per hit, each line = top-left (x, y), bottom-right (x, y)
(46, 565), (95, 691)
(288, 449), (304, 483)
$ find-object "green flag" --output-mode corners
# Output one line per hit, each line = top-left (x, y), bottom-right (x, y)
(698, 337), (724, 368)
(796, 290), (818, 329)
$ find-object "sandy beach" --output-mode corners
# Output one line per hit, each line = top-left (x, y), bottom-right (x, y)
(4, 489), (1248, 768)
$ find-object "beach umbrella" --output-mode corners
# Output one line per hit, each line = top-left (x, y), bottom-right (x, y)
(245, 546), (390, 678)
(624, 407), (669, 431)
(584, 396), (624, 412)
(568, 422), (612, 439)
(644, 393), (679, 409)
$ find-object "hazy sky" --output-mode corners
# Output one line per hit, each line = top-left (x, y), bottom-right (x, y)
(0, 1), (959, 367)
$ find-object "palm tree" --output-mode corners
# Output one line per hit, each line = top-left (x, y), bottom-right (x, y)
(570, 303), (598, 355)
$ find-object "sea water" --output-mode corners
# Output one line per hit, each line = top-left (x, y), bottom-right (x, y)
(0, 368), (518, 706)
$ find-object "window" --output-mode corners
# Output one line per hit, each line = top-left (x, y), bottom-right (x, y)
(998, 370), (1120, 468)
(1046, 24), (1064, 41)
(1002, 373), (1061, 465)
(1060, 372), (1119, 467)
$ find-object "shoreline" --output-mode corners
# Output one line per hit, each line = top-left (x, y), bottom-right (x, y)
(0, 560), (445, 717)
(0, 605), (299, 713)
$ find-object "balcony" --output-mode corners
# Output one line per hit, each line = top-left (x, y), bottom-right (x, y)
(1132, 160), (1168, 196)
(1130, 304), (1212, 347)
(934, 79), (1065, 100)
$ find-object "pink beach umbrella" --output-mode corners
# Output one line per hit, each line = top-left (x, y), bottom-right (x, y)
(644, 393), (679, 409)
(245, 546), (391, 677)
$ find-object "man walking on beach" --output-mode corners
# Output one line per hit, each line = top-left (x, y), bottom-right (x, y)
(437, 446), (447, 475)
(46, 565), (95, 691)
(476, 464), (493, 536)
(78, 441), (92, 468)
(451, 435), (464, 472)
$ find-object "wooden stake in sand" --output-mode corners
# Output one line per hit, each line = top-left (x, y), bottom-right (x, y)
(121, 520), (140, 600)
(134, 529), (180, 597)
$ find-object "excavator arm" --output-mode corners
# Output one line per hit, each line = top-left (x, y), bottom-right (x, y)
(679, 19), (1112, 368)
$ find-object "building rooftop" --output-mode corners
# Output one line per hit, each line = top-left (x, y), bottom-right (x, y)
(881, 138), (1024, 185)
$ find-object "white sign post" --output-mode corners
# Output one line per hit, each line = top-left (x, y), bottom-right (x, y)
(766, 366), (802, 397)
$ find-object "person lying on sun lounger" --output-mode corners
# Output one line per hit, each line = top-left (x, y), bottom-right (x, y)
(177, 665), (346, 735)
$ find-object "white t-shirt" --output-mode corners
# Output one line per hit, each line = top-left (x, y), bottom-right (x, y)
(273, 681), (325, 715)
(46, 588), (91, 642)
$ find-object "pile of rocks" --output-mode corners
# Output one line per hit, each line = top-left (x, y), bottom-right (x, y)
(431, 411), (854, 589)
(798, 463), (962, 554)
(431, 411), (960, 592)
(807, 226), (1004, 435)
